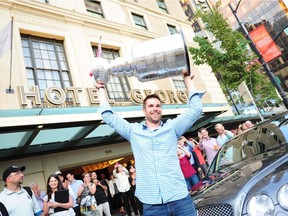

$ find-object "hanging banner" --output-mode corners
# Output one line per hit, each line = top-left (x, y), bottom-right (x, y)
(249, 24), (281, 62)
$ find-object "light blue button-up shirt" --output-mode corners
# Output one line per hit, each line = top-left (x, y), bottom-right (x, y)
(98, 90), (203, 204)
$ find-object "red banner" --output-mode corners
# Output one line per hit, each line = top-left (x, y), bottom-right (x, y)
(249, 24), (281, 62)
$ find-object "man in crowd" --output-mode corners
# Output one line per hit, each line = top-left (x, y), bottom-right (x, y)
(0, 166), (42, 216)
(198, 128), (221, 166)
(244, 120), (254, 129)
(67, 172), (83, 216)
(30, 182), (45, 212)
(215, 123), (234, 146)
(91, 172), (111, 216)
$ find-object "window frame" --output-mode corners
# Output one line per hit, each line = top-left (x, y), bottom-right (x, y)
(85, 0), (104, 18)
(172, 75), (186, 91)
(21, 34), (73, 106)
(91, 46), (131, 102)
(131, 13), (147, 30)
(157, 0), (168, 14)
(167, 24), (177, 34)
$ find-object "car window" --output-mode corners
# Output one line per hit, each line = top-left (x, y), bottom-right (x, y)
(208, 113), (288, 175)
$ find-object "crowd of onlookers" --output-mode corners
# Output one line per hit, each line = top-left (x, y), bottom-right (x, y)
(0, 164), (143, 216)
(42, 166), (143, 216)
(177, 120), (255, 193)
(231, 120), (255, 136)
(0, 120), (255, 216)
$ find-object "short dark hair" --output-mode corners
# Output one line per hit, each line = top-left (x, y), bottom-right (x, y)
(198, 127), (207, 133)
(143, 94), (161, 108)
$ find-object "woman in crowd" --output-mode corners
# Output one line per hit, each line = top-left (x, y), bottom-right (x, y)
(177, 143), (199, 191)
(43, 174), (74, 216)
(77, 172), (97, 216)
(113, 163), (139, 216)
(129, 165), (143, 216)
(108, 173), (125, 214)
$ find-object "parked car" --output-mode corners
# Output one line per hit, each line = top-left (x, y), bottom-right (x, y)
(192, 112), (288, 216)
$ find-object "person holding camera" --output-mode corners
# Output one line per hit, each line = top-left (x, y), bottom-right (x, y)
(198, 128), (221, 166)
(177, 140), (200, 191)
(215, 123), (234, 146)
(113, 164), (139, 216)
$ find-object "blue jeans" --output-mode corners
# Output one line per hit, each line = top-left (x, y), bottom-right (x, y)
(185, 174), (199, 191)
(143, 194), (196, 216)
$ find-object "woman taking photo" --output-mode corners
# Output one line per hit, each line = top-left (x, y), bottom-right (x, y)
(113, 163), (139, 216)
(43, 174), (74, 216)
(77, 172), (97, 215)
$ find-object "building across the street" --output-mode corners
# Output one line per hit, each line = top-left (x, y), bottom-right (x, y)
(211, 0), (288, 101)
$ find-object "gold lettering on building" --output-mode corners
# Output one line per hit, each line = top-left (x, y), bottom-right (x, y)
(166, 90), (178, 104)
(87, 88), (100, 104)
(18, 86), (41, 106)
(143, 89), (152, 98)
(45, 86), (66, 105)
(155, 90), (168, 103)
(129, 89), (188, 104)
(66, 87), (82, 105)
(177, 90), (188, 103)
(18, 86), (187, 107)
(130, 89), (143, 104)
(87, 88), (115, 104)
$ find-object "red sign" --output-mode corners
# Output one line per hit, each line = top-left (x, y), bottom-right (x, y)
(249, 24), (281, 62)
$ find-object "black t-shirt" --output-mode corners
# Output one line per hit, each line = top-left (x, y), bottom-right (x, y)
(94, 180), (108, 205)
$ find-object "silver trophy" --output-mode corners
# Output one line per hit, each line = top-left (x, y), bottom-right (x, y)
(91, 31), (190, 83)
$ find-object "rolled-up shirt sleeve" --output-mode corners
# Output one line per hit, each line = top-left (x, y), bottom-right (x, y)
(98, 103), (132, 141)
(172, 90), (205, 137)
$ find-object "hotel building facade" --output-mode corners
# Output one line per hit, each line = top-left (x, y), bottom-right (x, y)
(0, 0), (231, 189)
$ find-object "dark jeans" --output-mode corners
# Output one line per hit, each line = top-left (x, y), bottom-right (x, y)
(73, 205), (81, 216)
(143, 194), (196, 216)
(112, 193), (123, 209)
(120, 189), (138, 216)
(135, 196), (143, 215)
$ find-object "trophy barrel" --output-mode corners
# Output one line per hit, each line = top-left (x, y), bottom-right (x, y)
(91, 57), (110, 84)
(131, 31), (190, 82)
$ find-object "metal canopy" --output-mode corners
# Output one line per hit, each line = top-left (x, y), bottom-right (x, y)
(0, 104), (229, 161)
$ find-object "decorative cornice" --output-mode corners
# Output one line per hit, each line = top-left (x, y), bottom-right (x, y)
(1, 0), (191, 39)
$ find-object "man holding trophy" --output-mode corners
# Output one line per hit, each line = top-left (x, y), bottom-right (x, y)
(94, 33), (203, 216)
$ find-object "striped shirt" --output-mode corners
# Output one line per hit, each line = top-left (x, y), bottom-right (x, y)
(98, 90), (203, 204)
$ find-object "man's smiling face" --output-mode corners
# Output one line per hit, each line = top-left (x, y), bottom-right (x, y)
(143, 98), (162, 124)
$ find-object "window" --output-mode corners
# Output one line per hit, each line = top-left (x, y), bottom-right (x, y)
(192, 20), (202, 33)
(92, 47), (131, 102)
(172, 76), (186, 91)
(85, 0), (104, 18)
(132, 13), (147, 30)
(157, 0), (168, 13)
(21, 35), (72, 106)
(167, 24), (177, 34)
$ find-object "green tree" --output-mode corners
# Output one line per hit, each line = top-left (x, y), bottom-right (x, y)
(189, 7), (278, 108)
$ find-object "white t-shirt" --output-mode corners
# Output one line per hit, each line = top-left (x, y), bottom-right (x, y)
(0, 187), (42, 216)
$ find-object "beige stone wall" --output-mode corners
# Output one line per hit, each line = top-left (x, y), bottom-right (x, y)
(0, 0), (229, 110)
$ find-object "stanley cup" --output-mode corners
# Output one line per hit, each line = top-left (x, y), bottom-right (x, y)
(91, 31), (190, 83)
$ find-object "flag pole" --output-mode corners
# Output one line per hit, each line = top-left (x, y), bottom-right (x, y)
(96, 35), (102, 57)
(7, 17), (14, 94)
